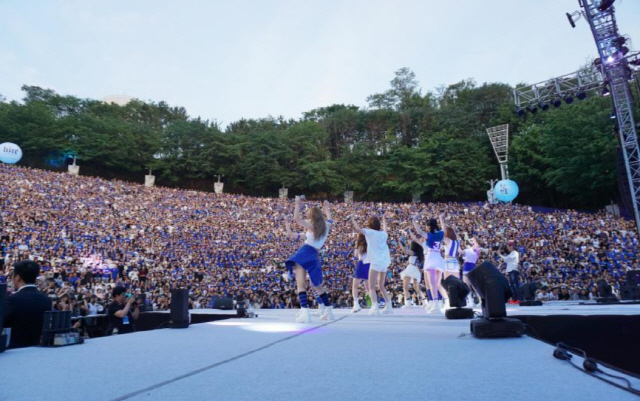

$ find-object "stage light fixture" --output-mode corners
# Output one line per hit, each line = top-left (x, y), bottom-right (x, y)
(602, 84), (611, 96)
(443, 276), (474, 319)
(467, 262), (524, 338)
(564, 93), (574, 104)
(551, 99), (562, 108)
(610, 112), (617, 119)
(566, 12), (576, 28)
(527, 104), (538, 114)
(576, 91), (587, 100)
(606, 55), (615, 64)
(598, 0), (615, 12)
(515, 107), (526, 117)
(538, 102), (549, 111)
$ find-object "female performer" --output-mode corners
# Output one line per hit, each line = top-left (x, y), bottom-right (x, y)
(440, 214), (461, 311)
(350, 212), (393, 315)
(409, 213), (445, 313)
(399, 241), (426, 308)
(351, 233), (370, 313)
(283, 196), (334, 323)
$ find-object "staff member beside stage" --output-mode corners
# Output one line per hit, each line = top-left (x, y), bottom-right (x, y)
(500, 241), (520, 303)
(108, 286), (140, 335)
(3, 260), (52, 349)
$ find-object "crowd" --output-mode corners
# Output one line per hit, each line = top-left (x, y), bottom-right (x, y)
(1, 164), (638, 317)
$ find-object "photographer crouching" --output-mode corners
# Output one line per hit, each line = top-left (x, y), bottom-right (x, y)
(107, 286), (140, 335)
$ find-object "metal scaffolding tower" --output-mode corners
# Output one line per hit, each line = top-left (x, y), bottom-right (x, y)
(582, 0), (640, 234)
(486, 124), (510, 180)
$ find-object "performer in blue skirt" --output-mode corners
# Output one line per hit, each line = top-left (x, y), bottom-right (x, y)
(351, 233), (370, 313)
(283, 196), (334, 323)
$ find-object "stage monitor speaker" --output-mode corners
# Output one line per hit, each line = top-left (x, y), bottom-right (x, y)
(620, 285), (640, 301)
(212, 296), (234, 310)
(170, 289), (190, 329)
(445, 308), (474, 319)
(470, 318), (524, 338)
(0, 284), (6, 353)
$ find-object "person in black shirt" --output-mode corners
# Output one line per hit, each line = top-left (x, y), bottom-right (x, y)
(3, 260), (52, 348)
(107, 286), (140, 334)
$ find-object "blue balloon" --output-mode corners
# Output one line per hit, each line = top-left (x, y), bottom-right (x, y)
(494, 179), (519, 202)
(0, 142), (22, 164)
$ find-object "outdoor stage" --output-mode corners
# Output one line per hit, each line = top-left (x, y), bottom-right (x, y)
(1, 303), (639, 401)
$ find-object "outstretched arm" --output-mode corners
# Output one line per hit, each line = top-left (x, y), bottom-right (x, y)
(412, 215), (428, 238)
(293, 196), (313, 230)
(407, 228), (423, 245)
(284, 220), (307, 241)
(439, 212), (447, 234)
(350, 215), (363, 233)
(381, 211), (391, 232)
(322, 200), (332, 221)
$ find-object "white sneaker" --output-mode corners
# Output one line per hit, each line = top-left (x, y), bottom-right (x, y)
(402, 300), (412, 309)
(425, 301), (437, 314)
(296, 308), (311, 323)
(437, 300), (446, 314)
(382, 303), (393, 314)
(352, 303), (362, 313)
(320, 306), (335, 321)
(368, 306), (381, 316)
(313, 304), (326, 316)
(423, 300), (432, 311)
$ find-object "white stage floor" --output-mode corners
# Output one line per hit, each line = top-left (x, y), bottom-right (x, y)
(1, 306), (639, 401)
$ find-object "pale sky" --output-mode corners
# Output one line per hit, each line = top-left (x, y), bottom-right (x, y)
(1, 0), (638, 128)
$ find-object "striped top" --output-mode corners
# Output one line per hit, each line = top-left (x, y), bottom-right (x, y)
(444, 239), (460, 259)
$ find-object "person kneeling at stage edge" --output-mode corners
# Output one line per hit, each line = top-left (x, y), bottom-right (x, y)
(283, 196), (334, 323)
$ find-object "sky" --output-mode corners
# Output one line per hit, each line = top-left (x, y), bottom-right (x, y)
(1, 0), (639, 128)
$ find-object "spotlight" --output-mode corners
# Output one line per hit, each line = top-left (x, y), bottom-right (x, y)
(606, 55), (615, 64)
(564, 93), (574, 104)
(566, 12), (576, 28)
(551, 99), (562, 108)
(515, 107), (526, 117)
(467, 262), (524, 338)
(443, 276), (474, 319)
(576, 91), (587, 100)
(538, 102), (549, 111)
(518, 282), (542, 306)
(601, 84), (610, 96)
(598, 0), (615, 12)
(610, 112), (617, 119)
(527, 104), (538, 114)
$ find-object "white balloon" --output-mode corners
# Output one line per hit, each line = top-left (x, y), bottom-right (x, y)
(0, 142), (22, 164)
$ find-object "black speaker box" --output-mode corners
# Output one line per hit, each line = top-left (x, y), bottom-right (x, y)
(445, 308), (474, 319)
(470, 318), (524, 338)
(212, 296), (234, 310)
(519, 300), (543, 306)
(170, 289), (190, 329)
(0, 284), (6, 353)
(620, 285), (640, 301)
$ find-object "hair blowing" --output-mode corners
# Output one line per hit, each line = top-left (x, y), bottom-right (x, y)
(308, 207), (327, 240)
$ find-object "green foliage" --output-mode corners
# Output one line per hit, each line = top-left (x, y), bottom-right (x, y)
(0, 68), (622, 208)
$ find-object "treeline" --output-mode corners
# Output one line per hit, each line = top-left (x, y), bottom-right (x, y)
(0, 68), (619, 208)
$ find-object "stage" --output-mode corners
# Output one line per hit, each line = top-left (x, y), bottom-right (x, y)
(0, 304), (639, 401)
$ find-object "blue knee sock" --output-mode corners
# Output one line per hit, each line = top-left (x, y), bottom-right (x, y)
(298, 291), (309, 308)
(320, 293), (331, 307)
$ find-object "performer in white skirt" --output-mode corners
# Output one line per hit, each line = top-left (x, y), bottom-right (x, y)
(440, 214), (461, 312)
(399, 241), (426, 308)
(409, 213), (446, 313)
(349, 212), (393, 315)
(283, 196), (334, 323)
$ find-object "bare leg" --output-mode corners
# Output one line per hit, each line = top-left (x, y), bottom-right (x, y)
(378, 271), (391, 303)
(402, 276), (411, 303)
(368, 271), (379, 306)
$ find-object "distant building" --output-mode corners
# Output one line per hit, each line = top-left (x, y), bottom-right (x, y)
(101, 95), (136, 106)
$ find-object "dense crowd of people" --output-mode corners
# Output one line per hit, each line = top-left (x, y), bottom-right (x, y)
(1, 164), (638, 318)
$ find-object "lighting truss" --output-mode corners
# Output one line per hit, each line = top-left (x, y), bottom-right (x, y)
(486, 124), (509, 180)
(513, 0), (640, 235)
